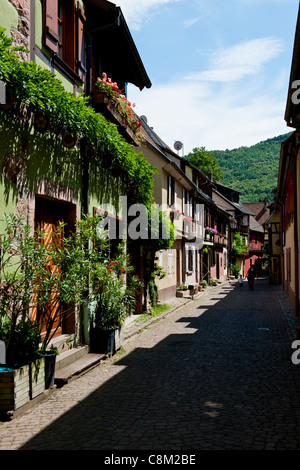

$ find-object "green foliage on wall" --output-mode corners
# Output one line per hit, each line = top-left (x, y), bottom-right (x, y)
(232, 232), (248, 256)
(0, 28), (155, 209)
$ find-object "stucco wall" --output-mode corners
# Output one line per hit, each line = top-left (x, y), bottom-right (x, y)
(284, 220), (295, 298)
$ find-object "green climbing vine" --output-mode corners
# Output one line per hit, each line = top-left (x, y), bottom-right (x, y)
(0, 28), (155, 208)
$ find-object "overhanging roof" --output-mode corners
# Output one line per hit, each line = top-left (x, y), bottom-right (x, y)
(85, 0), (151, 90)
(284, 4), (300, 125)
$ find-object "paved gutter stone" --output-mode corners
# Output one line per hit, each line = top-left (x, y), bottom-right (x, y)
(1, 278), (300, 450)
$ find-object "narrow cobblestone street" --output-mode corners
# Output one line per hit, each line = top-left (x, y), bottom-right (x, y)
(1, 278), (300, 451)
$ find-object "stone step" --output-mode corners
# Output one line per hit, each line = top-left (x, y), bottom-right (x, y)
(48, 335), (106, 388)
(54, 353), (105, 388)
(55, 345), (89, 371)
(48, 334), (76, 355)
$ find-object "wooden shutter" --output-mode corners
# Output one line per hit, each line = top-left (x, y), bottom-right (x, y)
(63, 0), (76, 69)
(76, 2), (86, 82)
(44, 0), (59, 53)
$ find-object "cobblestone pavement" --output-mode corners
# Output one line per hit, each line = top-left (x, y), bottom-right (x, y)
(1, 278), (300, 451)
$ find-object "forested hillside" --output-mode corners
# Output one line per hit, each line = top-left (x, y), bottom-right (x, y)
(209, 133), (292, 202)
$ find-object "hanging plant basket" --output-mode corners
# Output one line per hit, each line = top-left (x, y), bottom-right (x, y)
(83, 142), (97, 160)
(62, 130), (77, 148)
(34, 111), (50, 133)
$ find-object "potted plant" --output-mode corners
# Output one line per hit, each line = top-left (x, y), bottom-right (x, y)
(95, 72), (143, 141)
(0, 214), (48, 410)
(0, 213), (104, 395)
(176, 284), (189, 298)
(89, 244), (142, 356)
(0, 211), (142, 408)
(32, 214), (110, 384)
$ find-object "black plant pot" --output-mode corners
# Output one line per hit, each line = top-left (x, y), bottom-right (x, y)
(90, 328), (116, 357)
(40, 352), (57, 389)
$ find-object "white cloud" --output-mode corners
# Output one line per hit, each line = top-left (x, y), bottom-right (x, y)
(127, 36), (287, 153)
(183, 18), (200, 28)
(115, 0), (179, 30)
(128, 72), (288, 153)
(186, 38), (284, 82)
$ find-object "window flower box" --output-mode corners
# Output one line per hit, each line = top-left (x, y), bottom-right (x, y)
(94, 73), (144, 146)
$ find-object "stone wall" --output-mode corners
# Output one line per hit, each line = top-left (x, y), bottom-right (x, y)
(9, 0), (30, 61)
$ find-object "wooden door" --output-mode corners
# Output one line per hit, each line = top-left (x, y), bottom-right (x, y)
(32, 197), (69, 338)
(216, 253), (220, 279)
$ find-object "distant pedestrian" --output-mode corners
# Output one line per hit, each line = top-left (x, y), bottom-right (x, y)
(238, 274), (244, 290)
(247, 265), (257, 291)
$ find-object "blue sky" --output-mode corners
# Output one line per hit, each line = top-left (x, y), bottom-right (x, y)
(115, 0), (299, 154)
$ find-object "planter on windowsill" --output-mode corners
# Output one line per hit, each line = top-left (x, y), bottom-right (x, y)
(93, 91), (142, 146)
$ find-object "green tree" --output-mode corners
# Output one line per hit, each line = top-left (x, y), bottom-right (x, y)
(184, 146), (224, 181)
(210, 133), (292, 202)
(232, 232), (248, 256)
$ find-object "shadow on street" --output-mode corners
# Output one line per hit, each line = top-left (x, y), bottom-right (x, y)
(18, 278), (300, 450)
